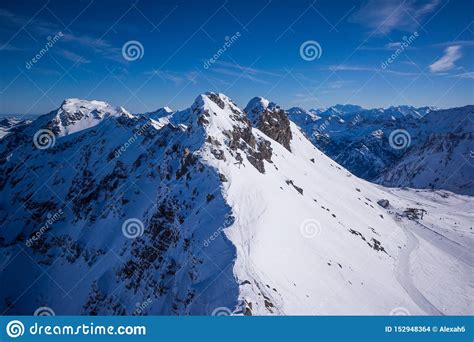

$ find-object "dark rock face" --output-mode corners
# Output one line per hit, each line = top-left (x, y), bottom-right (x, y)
(244, 98), (293, 152)
(206, 93), (226, 109)
(224, 122), (273, 174)
(248, 106), (293, 152)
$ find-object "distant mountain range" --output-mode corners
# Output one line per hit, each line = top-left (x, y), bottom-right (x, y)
(0, 94), (472, 315)
(288, 103), (473, 195)
(2, 101), (472, 195)
(0, 117), (32, 140)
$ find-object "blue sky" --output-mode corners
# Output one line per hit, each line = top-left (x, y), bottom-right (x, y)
(0, 0), (473, 114)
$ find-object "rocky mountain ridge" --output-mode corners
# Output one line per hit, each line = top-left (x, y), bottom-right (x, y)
(0, 93), (471, 315)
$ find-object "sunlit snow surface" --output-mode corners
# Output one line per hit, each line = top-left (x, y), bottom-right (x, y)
(0, 93), (472, 315)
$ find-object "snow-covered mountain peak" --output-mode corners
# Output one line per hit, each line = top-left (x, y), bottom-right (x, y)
(145, 106), (174, 119)
(195, 92), (242, 111)
(244, 96), (281, 124)
(245, 96), (270, 113)
(117, 106), (134, 118)
(160, 106), (173, 114)
(143, 107), (175, 129)
(190, 92), (248, 132)
(60, 97), (108, 110)
(46, 98), (134, 137)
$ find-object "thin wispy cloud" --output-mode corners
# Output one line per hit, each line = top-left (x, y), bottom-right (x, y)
(0, 42), (22, 51)
(145, 60), (281, 86)
(146, 70), (199, 85)
(328, 64), (420, 76)
(60, 33), (123, 63)
(431, 40), (474, 48)
(0, 8), (31, 27)
(386, 42), (404, 49)
(360, 39), (474, 53)
(291, 80), (353, 101)
(429, 46), (462, 73)
(210, 67), (270, 85)
(0, 9), (59, 40)
(451, 71), (474, 79)
(351, 0), (440, 34)
(0, 8), (123, 64)
(27, 67), (62, 76)
(325, 80), (351, 90)
(213, 60), (282, 78)
(205, 60), (282, 85)
(55, 48), (91, 64)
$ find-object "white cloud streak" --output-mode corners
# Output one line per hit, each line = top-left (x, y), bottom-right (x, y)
(429, 46), (462, 73)
(351, 0), (440, 34)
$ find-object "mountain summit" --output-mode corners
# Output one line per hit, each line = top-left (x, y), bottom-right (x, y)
(0, 93), (471, 315)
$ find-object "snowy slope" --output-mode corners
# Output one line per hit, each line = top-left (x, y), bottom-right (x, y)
(0, 93), (471, 316)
